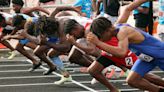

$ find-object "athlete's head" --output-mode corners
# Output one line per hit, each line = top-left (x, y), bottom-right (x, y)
(90, 17), (114, 41)
(12, 15), (26, 30)
(0, 14), (6, 27)
(12, 0), (24, 13)
(37, 16), (59, 36)
(64, 19), (85, 39)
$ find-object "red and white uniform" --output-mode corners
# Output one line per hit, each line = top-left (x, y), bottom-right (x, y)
(101, 37), (137, 69)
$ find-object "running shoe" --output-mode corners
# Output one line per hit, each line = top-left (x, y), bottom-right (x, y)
(8, 50), (17, 60)
(43, 67), (57, 75)
(91, 78), (98, 85)
(29, 62), (42, 72)
(54, 75), (72, 85)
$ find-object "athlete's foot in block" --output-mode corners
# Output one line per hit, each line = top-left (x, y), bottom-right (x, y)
(43, 67), (57, 75)
(29, 62), (42, 72)
(7, 50), (17, 60)
(54, 75), (72, 85)
(91, 78), (99, 85)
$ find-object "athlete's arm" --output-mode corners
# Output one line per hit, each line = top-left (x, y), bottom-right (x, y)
(50, 6), (82, 17)
(2, 33), (24, 40)
(87, 28), (129, 57)
(67, 34), (100, 56)
(22, 6), (50, 15)
(45, 25), (71, 52)
(21, 21), (39, 44)
(116, 0), (148, 24)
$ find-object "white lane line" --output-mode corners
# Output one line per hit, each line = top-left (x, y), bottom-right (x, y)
(0, 62), (163, 74)
(1, 61), (162, 73)
(0, 75), (55, 80)
(39, 66), (98, 92)
(75, 89), (139, 92)
(0, 64), (85, 71)
(25, 60), (98, 92)
(0, 74), (90, 80)
(0, 69), (44, 73)
(0, 83), (56, 87)
(0, 64), (32, 67)
(150, 71), (164, 73)
(0, 63), (46, 67)
(0, 60), (27, 62)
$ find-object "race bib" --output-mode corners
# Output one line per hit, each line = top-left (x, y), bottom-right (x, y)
(138, 53), (154, 62)
(125, 57), (133, 66)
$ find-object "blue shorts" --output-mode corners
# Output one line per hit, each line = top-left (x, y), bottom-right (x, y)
(131, 58), (164, 77)
(47, 37), (59, 43)
(19, 39), (30, 45)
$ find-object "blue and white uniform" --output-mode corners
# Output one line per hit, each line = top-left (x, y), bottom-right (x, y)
(116, 24), (164, 77)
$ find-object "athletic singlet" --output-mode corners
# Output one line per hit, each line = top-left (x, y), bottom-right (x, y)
(100, 37), (137, 68)
(116, 23), (164, 59)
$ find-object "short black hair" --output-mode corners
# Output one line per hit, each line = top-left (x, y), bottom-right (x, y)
(12, 15), (26, 27)
(90, 17), (112, 38)
(0, 14), (5, 22)
(36, 16), (59, 36)
(12, 0), (24, 6)
(64, 19), (78, 34)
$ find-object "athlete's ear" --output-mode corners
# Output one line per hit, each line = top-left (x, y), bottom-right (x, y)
(108, 25), (115, 32)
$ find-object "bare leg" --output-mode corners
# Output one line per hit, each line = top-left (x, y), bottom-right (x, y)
(126, 71), (161, 92)
(25, 42), (38, 50)
(88, 61), (119, 92)
(15, 42), (39, 65)
(68, 49), (93, 67)
(1, 40), (15, 51)
(144, 73), (164, 87)
(0, 34), (15, 51)
(34, 45), (56, 70)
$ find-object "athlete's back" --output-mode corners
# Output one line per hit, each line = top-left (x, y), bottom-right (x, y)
(116, 24), (164, 59)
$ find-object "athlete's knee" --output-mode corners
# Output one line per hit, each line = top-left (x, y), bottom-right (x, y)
(47, 49), (58, 58)
(33, 49), (42, 56)
(126, 76), (138, 87)
(33, 46), (42, 56)
(87, 67), (100, 77)
(15, 44), (23, 51)
(87, 67), (95, 76)
(68, 54), (79, 64)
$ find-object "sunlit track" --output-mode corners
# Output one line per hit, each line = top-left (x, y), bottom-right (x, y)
(26, 61), (98, 92)
(0, 56), (163, 92)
